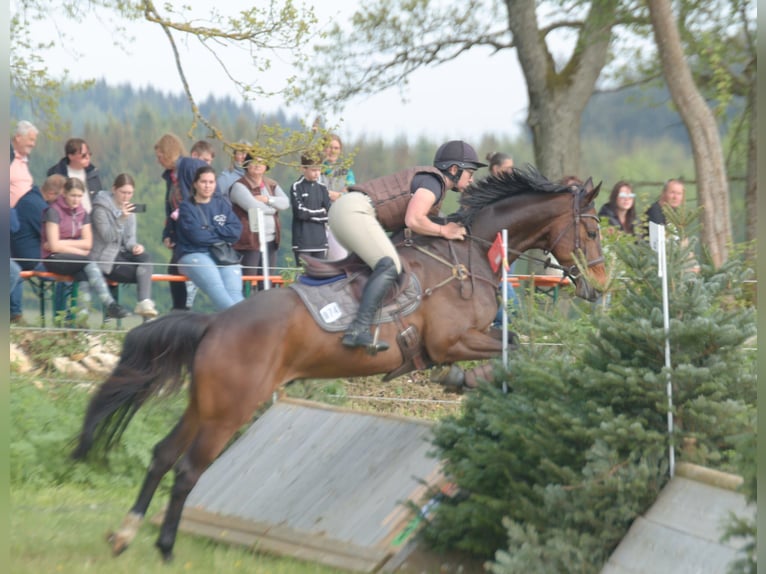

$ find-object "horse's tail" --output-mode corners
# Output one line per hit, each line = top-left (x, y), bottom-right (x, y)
(72, 311), (214, 460)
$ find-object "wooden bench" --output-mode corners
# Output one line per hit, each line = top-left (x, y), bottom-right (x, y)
(18, 270), (287, 326)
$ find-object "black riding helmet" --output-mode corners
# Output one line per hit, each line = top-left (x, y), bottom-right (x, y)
(433, 140), (487, 171)
(433, 140), (487, 189)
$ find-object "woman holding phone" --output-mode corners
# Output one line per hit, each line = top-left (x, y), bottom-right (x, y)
(91, 173), (158, 318)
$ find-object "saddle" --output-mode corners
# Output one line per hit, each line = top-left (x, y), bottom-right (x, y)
(297, 253), (414, 306)
(290, 254), (419, 331)
(291, 252), (430, 380)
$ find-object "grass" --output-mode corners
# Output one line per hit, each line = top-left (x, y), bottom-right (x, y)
(9, 331), (464, 573)
(11, 484), (340, 574)
(9, 370), (344, 573)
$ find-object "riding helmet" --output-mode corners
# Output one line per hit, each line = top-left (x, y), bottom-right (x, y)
(433, 140), (488, 171)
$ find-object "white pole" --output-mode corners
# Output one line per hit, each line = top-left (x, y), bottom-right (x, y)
(257, 209), (271, 290)
(657, 224), (674, 477)
(501, 229), (509, 393)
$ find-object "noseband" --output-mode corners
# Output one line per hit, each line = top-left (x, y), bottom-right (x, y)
(546, 189), (605, 281)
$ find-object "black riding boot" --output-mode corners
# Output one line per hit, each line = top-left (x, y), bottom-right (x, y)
(342, 256), (399, 354)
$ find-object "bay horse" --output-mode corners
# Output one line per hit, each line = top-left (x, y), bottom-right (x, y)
(72, 166), (606, 561)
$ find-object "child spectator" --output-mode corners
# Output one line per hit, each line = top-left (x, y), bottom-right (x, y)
(290, 153), (332, 262)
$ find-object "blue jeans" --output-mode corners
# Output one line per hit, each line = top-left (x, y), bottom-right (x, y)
(178, 252), (244, 311)
(10, 260), (22, 316)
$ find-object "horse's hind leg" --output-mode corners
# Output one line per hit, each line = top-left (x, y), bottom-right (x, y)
(155, 422), (240, 562)
(108, 410), (198, 556)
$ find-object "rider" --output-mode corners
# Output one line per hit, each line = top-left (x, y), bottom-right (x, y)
(328, 140), (486, 353)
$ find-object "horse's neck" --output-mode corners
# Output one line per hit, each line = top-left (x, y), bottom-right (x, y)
(473, 195), (561, 255)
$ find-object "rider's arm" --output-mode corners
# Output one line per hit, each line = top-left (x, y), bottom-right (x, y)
(405, 188), (443, 236)
(405, 188), (466, 240)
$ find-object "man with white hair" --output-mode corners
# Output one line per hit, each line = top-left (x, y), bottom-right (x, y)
(10, 120), (38, 207)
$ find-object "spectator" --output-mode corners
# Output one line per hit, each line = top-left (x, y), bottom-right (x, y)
(646, 178), (685, 226)
(11, 174), (68, 322)
(41, 178), (129, 320)
(154, 133), (217, 310)
(10, 259), (22, 314)
(91, 174), (158, 319)
(321, 134), (356, 259)
(176, 166), (244, 310)
(190, 140), (216, 165)
(486, 151), (514, 176)
(599, 180), (637, 235)
(218, 139), (251, 195)
(10, 120), (38, 208)
(229, 154), (289, 288)
(46, 138), (103, 213)
(290, 153), (332, 262)
(186, 139), (217, 306)
(10, 208), (22, 323)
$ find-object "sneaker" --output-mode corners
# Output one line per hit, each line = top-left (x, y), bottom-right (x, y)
(106, 302), (129, 319)
(134, 299), (158, 318)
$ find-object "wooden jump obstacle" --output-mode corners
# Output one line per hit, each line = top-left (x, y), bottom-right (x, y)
(153, 398), (448, 572)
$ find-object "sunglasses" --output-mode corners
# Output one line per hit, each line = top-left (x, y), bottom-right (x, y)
(618, 192), (635, 199)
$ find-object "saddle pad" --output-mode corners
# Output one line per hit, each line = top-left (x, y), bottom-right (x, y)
(297, 274), (347, 287)
(290, 274), (422, 332)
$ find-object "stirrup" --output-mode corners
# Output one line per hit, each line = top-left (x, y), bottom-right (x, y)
(342, 329), (390, 355)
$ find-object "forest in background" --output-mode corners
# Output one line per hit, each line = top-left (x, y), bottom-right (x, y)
(10, 80), (748, 310)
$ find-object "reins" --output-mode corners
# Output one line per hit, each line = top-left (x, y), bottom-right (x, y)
(398, 187), (604, 295)
(401, 230), (495, 299)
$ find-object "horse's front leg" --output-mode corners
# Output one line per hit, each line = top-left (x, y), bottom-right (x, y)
(430, 328), (518, 391)
(439, 328), (506, 363)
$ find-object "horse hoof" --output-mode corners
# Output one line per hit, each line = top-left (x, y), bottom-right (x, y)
(106, 530), (129, 556)
(156, 542), (174, 563)
(430, 364), (466, 392)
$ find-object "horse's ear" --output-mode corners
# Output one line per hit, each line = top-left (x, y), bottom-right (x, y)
(583, 178), (602, 203)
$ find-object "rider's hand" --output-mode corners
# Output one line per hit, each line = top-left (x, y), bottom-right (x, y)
(440, 222), (466, 240)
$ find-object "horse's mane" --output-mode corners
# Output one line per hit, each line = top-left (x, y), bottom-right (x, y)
(457, 164), (570, 225)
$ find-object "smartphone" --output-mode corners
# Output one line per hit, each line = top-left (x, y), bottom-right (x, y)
(132, 203), (147, 213)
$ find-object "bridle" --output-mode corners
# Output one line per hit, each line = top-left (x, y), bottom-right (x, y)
(401, 187), (604, 294)
(462, 187), (604, 283)
(544, 188), (605, 281)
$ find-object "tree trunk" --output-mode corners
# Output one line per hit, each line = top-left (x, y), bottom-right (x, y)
(647, 0), (732, 267)
(506, 0), (615, 181)
(745, 75), (756, 245)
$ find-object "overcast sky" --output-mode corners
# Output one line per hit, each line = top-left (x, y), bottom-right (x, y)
(20, 1), (531, 143)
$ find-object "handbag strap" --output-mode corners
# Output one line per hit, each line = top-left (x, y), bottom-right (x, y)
(195, 203), (210, 228)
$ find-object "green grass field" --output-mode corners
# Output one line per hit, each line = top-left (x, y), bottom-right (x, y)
(9, 370), (342, 574)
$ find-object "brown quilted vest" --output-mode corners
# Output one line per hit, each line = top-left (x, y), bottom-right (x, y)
(231, 176), (281, 250)
(347, 166), (449, 232)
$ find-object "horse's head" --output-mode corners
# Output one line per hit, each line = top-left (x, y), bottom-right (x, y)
(459, 166), (607, 302)
(545, 177), (607, 301)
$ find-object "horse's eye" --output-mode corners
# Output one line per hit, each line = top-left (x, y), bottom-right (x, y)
(587, 231), (597, 239)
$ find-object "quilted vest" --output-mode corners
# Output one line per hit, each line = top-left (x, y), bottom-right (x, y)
(231, 176), (281, 250)
(347, 166), (449, 232)
(41, 195), (88, 259)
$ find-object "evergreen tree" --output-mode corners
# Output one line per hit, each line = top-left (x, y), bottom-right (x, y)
(424, 213), (756, 573)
